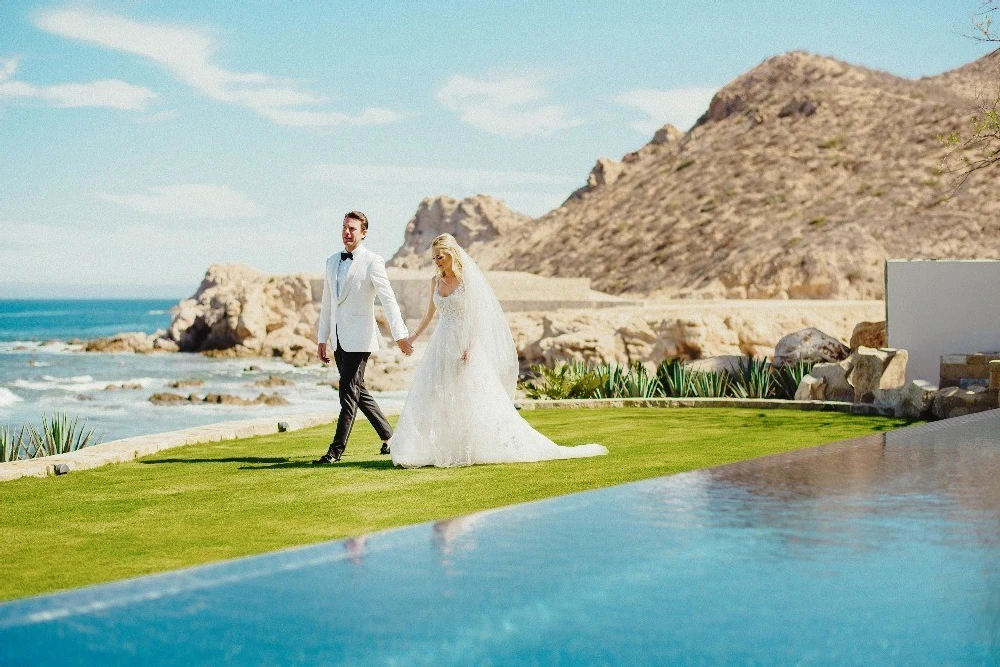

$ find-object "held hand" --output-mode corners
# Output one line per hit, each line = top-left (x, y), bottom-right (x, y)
(397, 338), (413, 356)
(318, 343), (330, 364)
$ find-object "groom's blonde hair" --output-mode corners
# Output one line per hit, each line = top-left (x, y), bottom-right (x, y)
(431, 234), (464, 280)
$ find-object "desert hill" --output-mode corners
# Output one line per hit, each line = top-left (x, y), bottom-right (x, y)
(391, 50), (1000, 299)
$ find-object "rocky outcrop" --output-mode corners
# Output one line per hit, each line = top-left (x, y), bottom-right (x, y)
(388, 195), (531, 270)
(85, 331), (178, 353)
(149, 392), (289, 406)
(508, 301), (881, 369)
(166, 264), (320, 365)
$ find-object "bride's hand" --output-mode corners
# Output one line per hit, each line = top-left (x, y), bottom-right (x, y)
(461, 349), (469, 364)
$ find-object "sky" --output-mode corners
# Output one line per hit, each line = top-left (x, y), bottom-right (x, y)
(0, 0), (996, 298)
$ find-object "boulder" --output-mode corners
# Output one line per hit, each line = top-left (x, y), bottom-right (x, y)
(686, 355), (744, 375)
(149, 392), (189, 404)
(850, 321), (887, 350)
(651, 123), (683, 145)
(847, 347), (891, 404)
(168, 379), (205, 389)
(253, 375), (294, 388)
(810, 360), (854, 402)
(773, 328), (850, 368)
(255, 393), (289, 406)
(932, 385), (997, 420)
(104, 382), (144, 391)
(794, 374), (826, 400)
(879, 349), (908, 389)
(86, 330), (178, 354)
(897, 379), (937, 420)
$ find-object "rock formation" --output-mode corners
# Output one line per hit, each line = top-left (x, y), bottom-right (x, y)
(388, 194), (531, 270)
(167, 263), (320, 365)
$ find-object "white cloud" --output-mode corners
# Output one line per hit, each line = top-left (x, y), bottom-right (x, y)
(436, 74), (582, 138)
(96, 184), (265, 219)
(35, 8), (405, 128)
(303, 163), (577, 189)
(613, 87), (718, 134)
(0, 56), (156, 110)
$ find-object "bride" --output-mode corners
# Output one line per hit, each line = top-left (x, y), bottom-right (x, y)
(390, 234), (608, 468)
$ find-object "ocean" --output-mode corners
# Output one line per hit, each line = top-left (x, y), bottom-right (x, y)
(0, 300), (404, 444)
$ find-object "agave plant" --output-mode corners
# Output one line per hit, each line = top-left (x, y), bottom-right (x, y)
(773, 360), (816, 400)
(25, 412), (100, 458)
(656, 358), (691, 398)
(598, 362), (664, 399)
(731, 356), (774, 399)
(1, 425), (25, 463)
(687, 370), (732, 398)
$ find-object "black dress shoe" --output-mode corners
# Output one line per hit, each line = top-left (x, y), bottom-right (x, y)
(379, 442), (391, 455)
(312, 452), (340, 464)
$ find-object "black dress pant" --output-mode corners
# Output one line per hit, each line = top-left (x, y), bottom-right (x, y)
(329, 339), (393, 455)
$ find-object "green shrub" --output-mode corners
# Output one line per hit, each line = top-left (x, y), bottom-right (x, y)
(520, 362), (607, 400)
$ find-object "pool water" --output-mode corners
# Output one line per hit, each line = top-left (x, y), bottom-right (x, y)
(1, 411), (998, 664)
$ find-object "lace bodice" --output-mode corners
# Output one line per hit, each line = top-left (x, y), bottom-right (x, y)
(433, 282), (466, 324)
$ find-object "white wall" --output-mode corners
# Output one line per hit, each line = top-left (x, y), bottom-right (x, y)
(886, 260), (1000, 384)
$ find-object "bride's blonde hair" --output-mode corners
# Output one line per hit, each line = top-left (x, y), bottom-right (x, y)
(431, 234), (464, 280)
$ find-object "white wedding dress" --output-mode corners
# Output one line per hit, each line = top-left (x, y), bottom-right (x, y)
(391, 251), (608, 468)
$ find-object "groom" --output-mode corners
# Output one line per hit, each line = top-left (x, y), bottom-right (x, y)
(313, 210), (412, 464)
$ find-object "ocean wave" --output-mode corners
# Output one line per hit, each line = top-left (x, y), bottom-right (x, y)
(9, 376), (156, 393)
(147, 310), (169, 316)
(0, 388), (23, 406)
(42, 375), (94, 383)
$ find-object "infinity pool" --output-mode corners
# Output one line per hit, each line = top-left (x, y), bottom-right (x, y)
(2, 410), (998, 664)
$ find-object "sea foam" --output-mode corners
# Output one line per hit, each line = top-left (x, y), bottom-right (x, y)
(0, 388), (23, 406)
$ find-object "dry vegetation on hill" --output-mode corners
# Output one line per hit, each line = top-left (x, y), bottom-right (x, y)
(392, 51), (1000, 299)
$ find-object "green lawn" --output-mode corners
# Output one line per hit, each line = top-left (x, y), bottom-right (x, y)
(0, 408), (914, 602)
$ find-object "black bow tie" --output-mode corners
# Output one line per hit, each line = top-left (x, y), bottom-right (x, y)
(341, 251), (353, 261)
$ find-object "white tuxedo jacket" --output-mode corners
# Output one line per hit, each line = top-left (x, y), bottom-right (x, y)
(317, 245), (408, 353)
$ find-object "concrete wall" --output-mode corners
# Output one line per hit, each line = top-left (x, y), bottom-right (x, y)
(312, 269), (641, 322)
(886, 260), (1000, 384)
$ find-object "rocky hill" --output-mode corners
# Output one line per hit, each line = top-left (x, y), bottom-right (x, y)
(389, 194), (531, 269)
(391, 50), (1000, 298)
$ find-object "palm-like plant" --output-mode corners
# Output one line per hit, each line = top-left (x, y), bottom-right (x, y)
(731, 356), (774, 399)
(25, 412), (100, 457)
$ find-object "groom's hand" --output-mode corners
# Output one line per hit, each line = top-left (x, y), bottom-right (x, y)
(318, 343), (330, 363)
(397, 338), (413, 356)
